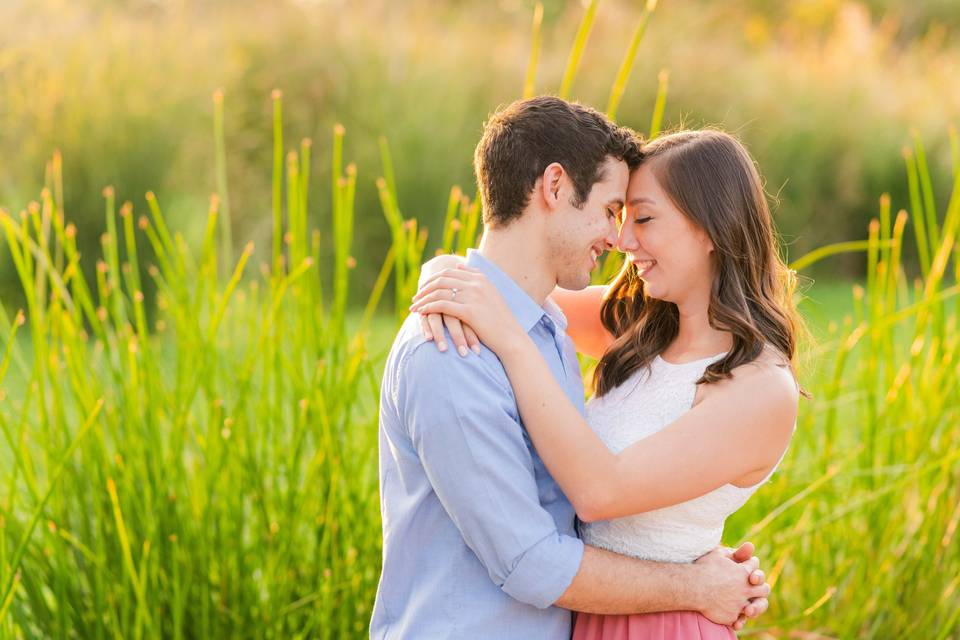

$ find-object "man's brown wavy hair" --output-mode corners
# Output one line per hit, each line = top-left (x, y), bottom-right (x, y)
(592, 129), (804, 397)
(474, 96), (643, 227)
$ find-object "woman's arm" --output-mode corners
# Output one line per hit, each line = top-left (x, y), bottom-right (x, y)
(409, 267), (797, 522)
(497, 338), (798, 521)
(418, 256), (612, 358)
(548, 285), (613, 359)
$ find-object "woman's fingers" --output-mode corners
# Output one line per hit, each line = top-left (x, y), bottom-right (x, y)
(416, 306), (480, 357)
(416, 312), (481, 356)
(462, 324), (481, 354)
(410, 288), (467, 311)
(427, 313), (447, 351)
(417, 268), (478, 294)
(412, 278), (472, 305)
(412, 300), (458, 318)
(419, 314), (434, 341)
(412, 276), (468, 303)
(442, 314), (471, 357)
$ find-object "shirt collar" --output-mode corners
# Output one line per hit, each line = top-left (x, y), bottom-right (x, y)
(542, 296), (569, 333)
(465, 249), (568, 335)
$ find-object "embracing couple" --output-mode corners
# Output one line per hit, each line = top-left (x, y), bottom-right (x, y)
(371, 96), (801, 639)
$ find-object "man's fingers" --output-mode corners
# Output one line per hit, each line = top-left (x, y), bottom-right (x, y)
(731, 541), (755, 563)
(750, 569), (765, 585)
(444, 315), (470, 357)
(740, 555), (760, 576)
(748, 583), (771, 600)
(463, 324), (482, 354)
(733, 614), (746, 631)
(744, 597), (769, 618)
(428, 314), (447, 351)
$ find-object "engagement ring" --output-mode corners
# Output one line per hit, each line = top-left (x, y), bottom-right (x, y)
(451, 288), (459, 300)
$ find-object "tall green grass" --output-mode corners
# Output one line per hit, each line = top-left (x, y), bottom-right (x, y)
(4, 0), (960, 293)
(1, 3), (958, 638)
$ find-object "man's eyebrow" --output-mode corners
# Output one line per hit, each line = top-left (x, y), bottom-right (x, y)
(628, 196), (655, 206)
(606, 198), (625, 208)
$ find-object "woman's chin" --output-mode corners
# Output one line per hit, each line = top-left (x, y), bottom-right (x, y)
(640, 280), (665, 300)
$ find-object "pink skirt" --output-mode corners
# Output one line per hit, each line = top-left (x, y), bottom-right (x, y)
(573, 611), (736, 640)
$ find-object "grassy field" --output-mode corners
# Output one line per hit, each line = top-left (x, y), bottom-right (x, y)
(1, 116), (957, 639)
(3, 0), (960, 297)
(1, 3), (959, 638)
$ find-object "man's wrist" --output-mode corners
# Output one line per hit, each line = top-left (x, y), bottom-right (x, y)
(677, 562), (709, 613)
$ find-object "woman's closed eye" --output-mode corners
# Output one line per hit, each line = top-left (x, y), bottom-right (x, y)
(635, 216), (653, 224)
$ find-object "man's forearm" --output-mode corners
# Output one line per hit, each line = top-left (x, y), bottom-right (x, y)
(554, 545), (703, 615)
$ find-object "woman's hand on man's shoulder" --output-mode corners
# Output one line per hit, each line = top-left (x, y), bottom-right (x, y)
(418, 253), (466, 287)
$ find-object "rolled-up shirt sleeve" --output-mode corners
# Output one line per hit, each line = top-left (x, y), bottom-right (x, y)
(399, 343), (584, 609)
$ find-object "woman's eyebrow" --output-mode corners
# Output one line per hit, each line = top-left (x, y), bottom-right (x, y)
(628, 196), (655, 206)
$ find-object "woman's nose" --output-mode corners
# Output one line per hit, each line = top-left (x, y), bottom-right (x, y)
(616, 222), (639, 252)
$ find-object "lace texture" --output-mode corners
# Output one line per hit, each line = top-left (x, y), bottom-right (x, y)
(580, 354), (781, 563)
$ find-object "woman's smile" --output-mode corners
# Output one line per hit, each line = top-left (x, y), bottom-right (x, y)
(631, 258), (657, 276)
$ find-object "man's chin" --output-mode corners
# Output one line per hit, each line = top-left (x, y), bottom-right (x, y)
(557, 272), (592, 291)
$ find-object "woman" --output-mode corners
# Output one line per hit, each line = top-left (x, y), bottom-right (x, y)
(410, 129), (803, 639)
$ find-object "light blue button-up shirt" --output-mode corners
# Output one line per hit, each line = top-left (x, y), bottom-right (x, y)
(370, 250), (586, 639)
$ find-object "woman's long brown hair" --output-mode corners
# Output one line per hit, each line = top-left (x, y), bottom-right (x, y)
(592, 129), (805, 397)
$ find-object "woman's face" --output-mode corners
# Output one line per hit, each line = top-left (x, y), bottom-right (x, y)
(616, 162), (715, 305)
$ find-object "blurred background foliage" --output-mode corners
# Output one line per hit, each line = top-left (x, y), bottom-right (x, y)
(1, 0), (958, 303)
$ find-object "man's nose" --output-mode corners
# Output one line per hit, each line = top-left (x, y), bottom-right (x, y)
(604, 216), (619, 249)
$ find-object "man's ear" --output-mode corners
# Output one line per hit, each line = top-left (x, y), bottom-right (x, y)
(539, 162), (566, 211)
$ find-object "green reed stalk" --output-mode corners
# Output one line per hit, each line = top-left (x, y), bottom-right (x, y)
(648, 70), (669, 140)
(272, 90), (285, 278)
(213, 89), (233, 271)
(606, 0), (657, 121)
(912, 131), (941, 251)
(558, 0), (599, 99)
(904, 147), (932, 276)
(454, 196), (481, 257)
(440, 186), (462, 253)
(523, 2), (544, 99)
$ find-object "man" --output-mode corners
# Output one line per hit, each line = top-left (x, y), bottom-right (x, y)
(371, 96), (769, 639)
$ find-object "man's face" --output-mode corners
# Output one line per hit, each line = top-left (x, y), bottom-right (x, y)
(547, 156), (629, 290)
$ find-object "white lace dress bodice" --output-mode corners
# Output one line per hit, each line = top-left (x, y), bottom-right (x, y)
(580, 353), (783, 563)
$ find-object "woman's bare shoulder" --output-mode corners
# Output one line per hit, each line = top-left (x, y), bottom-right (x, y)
(696, 344), (798, 409)
(726, 345), (799, 405)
